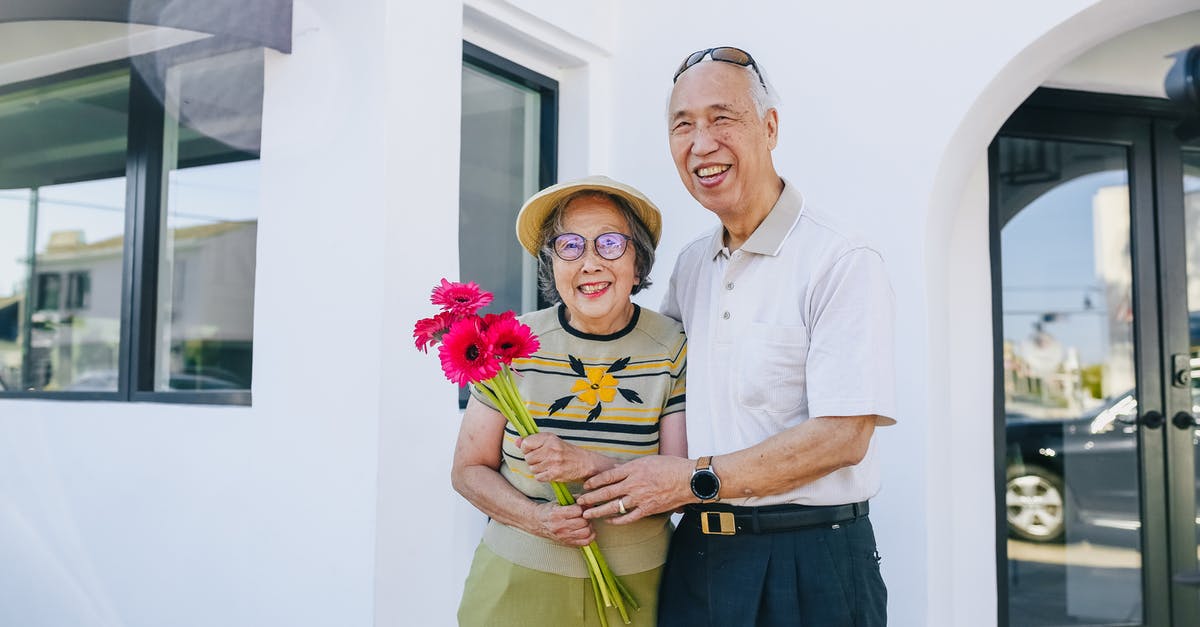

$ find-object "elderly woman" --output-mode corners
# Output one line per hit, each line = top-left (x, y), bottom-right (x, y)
(453, 176), (687, 627)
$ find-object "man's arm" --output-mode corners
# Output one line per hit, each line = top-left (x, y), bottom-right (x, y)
(584, 245), (896, 520)
(578, 414), (877, 523)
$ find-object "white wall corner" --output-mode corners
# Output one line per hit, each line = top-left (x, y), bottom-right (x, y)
(374, 2), (467, 627)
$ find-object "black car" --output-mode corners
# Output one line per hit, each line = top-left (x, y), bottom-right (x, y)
(1005, 385), (1200, 544)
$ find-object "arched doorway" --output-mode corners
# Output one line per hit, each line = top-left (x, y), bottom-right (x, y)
(989, 12), (1199, 627)
(926, 2), (1200, 625)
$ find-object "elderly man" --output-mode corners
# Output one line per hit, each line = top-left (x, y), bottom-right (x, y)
(577, 47), (896, 626)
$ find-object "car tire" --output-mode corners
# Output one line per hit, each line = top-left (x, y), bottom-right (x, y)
(1005, 464), (1066, 543)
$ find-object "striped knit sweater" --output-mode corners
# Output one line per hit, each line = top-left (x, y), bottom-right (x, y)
(472, 303), (687, 576)
(475, 304), (687, 502)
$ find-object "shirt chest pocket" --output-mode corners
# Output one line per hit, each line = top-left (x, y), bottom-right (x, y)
(736, 322), (809, 413)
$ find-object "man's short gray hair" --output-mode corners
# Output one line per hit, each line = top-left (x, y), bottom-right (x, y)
(740, 62), (780, 117)
(666, 58), (781, 121)
(535, 190), (656, 305)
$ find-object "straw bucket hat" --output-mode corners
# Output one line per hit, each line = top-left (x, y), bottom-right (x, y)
(515, 175), (663, 257)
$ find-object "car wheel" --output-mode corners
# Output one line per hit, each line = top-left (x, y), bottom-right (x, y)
(1005, 465), (1066, 543)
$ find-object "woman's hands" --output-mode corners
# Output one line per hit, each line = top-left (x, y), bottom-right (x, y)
(517, 433), (615, 483)
(528, 502), (595, 547)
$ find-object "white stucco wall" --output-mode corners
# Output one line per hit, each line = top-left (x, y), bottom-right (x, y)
(2, 1), (1199, 627)
(0, 2), (390, 626)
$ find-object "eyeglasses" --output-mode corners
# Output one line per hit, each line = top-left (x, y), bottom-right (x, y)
(673, 46), (766, 89)
(550, 232), (632, 261)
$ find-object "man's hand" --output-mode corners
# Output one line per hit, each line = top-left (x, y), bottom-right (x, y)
(577, 455), (694, 524)
(517, 433), (611, 483)
(529, 502), (595, 547)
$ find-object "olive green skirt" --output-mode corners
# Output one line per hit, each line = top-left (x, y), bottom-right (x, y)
(458, 543), (662, 627)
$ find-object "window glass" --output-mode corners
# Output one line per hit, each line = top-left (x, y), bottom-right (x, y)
(997, 137), (1143, 624)
(0, 70), (129, 392)
(153, 49), (262, 392)
(1182, 148), (1200, 586)
(460, 62), (542, 316)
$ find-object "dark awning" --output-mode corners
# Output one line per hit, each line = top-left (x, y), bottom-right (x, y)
(0, 0), (292, 53)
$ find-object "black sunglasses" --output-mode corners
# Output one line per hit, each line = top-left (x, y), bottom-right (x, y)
(673, 46), (767, 89)
(551, 232), (632, 262)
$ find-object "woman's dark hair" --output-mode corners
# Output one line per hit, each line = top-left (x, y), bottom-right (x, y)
(535, 190), (656, 304)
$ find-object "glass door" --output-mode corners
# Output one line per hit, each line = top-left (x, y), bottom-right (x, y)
(995, 127), (1159, 626)
(988, 102), (1200, 625)
(1159, 132), (1200, 625)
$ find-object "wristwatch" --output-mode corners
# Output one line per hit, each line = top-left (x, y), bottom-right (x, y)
(690, 456), (721, 502)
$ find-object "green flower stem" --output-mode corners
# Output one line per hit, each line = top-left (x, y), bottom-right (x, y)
(592, 543), (637, 610)
(476, 384), (531, 439)
(581, 545), (613, 607)
(474, 369), (634, 625)
(492, 368), (525, 427)
(594, 547), (633, 622)
(500, 366), (540, 435)
(492, 377), (531, 435)
(588, 565), (609, 627)
(612, 566), (638, 611)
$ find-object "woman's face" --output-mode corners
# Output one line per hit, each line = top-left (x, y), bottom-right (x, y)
(551, 195), (638, 334)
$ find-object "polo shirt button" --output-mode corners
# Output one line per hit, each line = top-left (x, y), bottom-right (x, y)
(722, 311), (730, 320)
(725, 282), (734, 290)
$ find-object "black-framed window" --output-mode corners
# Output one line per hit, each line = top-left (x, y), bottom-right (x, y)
(460, 42), (557, 313)
(35, 274), (63, 312)
(0, 41), (261, 404)
(66, 271), (90, 310)
(458, 43), (557, 407)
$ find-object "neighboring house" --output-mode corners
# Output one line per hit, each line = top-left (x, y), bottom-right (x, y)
(0, 2), (1198, 627)
(9, 222), (256, 390)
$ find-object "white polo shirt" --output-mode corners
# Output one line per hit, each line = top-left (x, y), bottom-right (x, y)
(661, 181), (897, 507)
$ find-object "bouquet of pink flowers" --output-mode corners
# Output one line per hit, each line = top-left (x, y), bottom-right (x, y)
(414, 279), (637, 626)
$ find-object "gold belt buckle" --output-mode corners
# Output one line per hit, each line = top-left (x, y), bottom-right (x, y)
(700, 511), (736, 536)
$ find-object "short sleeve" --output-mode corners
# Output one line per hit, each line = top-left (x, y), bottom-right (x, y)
(805, 248), (897, 424)
(469, 383), (500, 412)
(662, 336), (687, 417)
(660, 265), (683, 323)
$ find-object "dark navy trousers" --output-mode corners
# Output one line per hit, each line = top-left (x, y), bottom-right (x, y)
(657, 511), (887, 626)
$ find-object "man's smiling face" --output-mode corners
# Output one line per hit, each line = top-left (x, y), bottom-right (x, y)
(667, 60), (778, 220)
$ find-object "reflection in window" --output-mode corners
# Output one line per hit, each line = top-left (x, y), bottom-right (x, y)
(1184, 149), (1200, 343)
(35, 274), (62, 312)
(0, 49), (261, 400)
(1183, 149), (1200, 568)
(154, 49), (262, 392)
(458, 51), (556, 407)
(998, 140), (1135, 412)
(66, 271), (90, 310)
(0, 69), (129, 392)
(996, 137), (1143, 625)
(460, 62), (543, 316)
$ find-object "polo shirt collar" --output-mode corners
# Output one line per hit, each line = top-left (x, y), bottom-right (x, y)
(706, 180), (804, 260)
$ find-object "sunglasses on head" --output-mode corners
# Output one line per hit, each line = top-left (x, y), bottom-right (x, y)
(673, 46), (767, 89)
(550, 232), (632, 262)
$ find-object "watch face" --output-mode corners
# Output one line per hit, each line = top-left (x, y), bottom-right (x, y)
(691, 470), (719, 500)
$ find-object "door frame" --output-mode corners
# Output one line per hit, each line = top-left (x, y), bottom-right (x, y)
(989, 87), (1198, 626)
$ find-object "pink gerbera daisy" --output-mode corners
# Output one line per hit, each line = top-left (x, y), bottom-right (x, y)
(485, 317), (540, 364)
(480, 310), (516, 331)
(413, 311), (457, 352)
(438, 318), (500, 386)
(431, 279), (493, 316)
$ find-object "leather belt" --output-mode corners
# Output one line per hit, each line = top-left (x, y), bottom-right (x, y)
(688, 501), (869, 536)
